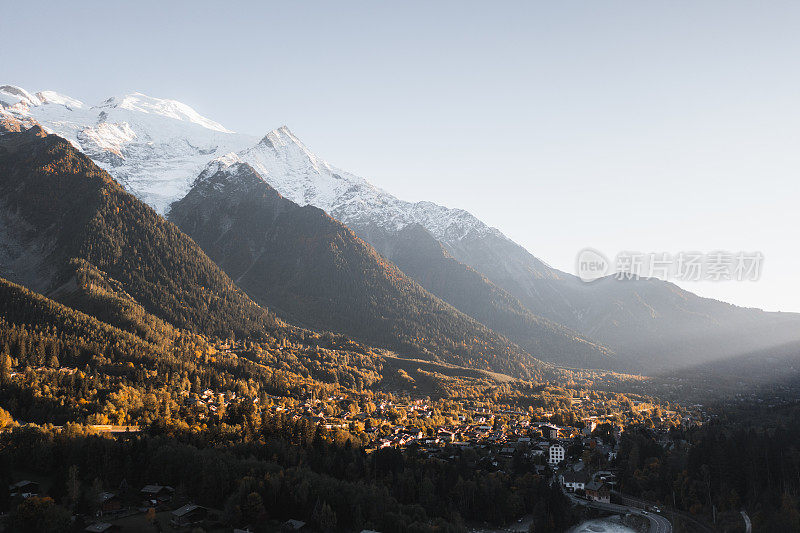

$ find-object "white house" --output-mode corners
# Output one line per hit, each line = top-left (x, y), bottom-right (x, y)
(548, 443), (565, 465)
(560, 470), (589, 491)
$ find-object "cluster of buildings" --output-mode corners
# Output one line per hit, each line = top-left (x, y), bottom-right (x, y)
(183, 387), (246, 416)
(7, 477), (213, 532)
(559, 468), (615, 503)
(251, 392), (634, 466)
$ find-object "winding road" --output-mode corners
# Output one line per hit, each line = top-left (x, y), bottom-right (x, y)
(564, 491), (671, 533)
(741, 510), (752, 533)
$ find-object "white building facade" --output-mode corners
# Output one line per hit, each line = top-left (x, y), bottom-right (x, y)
(548, 443), (565, 465)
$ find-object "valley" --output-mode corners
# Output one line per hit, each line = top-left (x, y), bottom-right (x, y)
(0, 86), (798, 533)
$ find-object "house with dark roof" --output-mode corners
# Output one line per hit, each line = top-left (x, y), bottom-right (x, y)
(282, 519), (308, 531)
(540, 424), (560, 440)
(8, 480), (40, 498)
(585, 481), (611, 503)
(560, 470), (589, 491)
(170, 503), (208, 528)
(96, 491), (121, 514)
(140, 484), (174, 504)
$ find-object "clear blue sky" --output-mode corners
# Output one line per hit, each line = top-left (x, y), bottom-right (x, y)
(3, 1), (799, 311)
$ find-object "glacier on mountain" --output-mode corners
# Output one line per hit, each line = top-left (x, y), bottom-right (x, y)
(7, 84), (796, 373)
(0, 85), (504, 249)
(0, 85), (255, 213)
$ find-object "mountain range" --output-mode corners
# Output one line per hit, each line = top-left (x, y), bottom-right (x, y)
(168, 154), (608, 374)
(168, 155), (557, 377)
(0, 125), (284, 341)
(3, 84), (799, 374)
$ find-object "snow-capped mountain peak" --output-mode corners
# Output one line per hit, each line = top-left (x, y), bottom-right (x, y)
(189, 153), (279, 201)
(0, 85), (43, 112)
(257, 125), (330, 173)
(36, 90), (84, 109)
(236, 126), (501, 245)
(259, 125), (295, 147)
(0, 85), (41, 104)
(1, 84), (500, 246)
(0, 85), (84, 110)
(0, 84), (257, 214)
(208, 152), (243, 169)
(97, 92), (231, 133)
(195, 152), (244, 183)
(260, 125), (303, 150)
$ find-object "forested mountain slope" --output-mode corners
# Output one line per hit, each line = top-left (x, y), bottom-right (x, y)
(369, 223), (614, 369)
(169, 157), (549, 378)
(0, 126), (280, 340)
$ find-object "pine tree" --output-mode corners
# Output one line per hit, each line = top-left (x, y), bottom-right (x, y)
(0, 350), (11, 385)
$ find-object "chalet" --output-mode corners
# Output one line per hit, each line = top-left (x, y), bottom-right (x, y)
(8, 480), (40, 498)
(96, 491), (121, 514)
(585, 481), (611, 503)
(170, 503), (208, 528)
(560, 470), (589, 492)
(140, 484), (174, 504)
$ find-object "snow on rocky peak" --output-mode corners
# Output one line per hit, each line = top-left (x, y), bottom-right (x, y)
(200, 152), (244, 177)
(0, 84), (256, 214)
(35, 90), (84, 109)
(1, 86), (83, 110)
(189, 153), (281, 202)
(97, 92), (231, 133)
(194, 153), (249, 187)
(0, 85), (42, 111)
(237, 126), (500, 246)
(1, 84), (501, 246)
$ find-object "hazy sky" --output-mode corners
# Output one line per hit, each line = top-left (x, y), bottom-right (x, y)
(3, 1), (799, 311)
